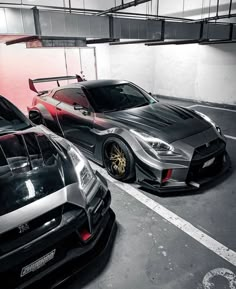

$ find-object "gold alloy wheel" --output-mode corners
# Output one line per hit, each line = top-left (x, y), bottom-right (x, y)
(109, 143), (127, 176)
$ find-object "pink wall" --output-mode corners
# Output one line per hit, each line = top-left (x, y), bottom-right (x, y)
(0, 44), (82, 113)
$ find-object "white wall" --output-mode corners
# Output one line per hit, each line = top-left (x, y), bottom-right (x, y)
(109, 44), (154, 92)
(0, 44), (92, 112)
(106, 0), (236, 105)
(152, 44), (236, 105)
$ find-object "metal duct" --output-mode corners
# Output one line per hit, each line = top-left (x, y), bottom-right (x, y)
(25, 38), (87, 48)
(0, 6), (235, 46)
(232, 24), (236, 39)
(39, 11), (110, 38)
(165, 22), (202, 39)
(202, 23), (231, 40)
(0, 8), (35, 35)
(113, 18), (162, 40)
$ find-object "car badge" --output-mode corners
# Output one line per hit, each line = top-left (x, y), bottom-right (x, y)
(206, 143), (210, 148)
(18, 223), (30, 234)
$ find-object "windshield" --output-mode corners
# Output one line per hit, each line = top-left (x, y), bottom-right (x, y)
(0, 96), (31, 133)
(88, 83), (156, 113)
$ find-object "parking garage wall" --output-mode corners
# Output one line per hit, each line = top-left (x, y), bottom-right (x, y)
(0, 44), (82, 112)
(107, 0), (236, 106)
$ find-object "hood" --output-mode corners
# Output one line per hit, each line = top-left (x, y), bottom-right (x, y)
(0, 127), (72, 216)
(101, 103), (211, 143)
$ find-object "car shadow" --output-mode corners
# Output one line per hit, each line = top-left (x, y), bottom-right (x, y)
(139, 167), (233, 199)
(52, 222), (119, 289)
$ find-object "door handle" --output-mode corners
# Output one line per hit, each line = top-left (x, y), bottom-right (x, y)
(56, 107), (62, 111)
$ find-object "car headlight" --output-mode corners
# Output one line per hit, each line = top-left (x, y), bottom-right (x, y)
(130, 129), (174, 152)
(68, 144), (95, 192)
(194, 111), (222, 135)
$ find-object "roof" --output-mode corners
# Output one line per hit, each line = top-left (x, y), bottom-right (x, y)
(54, 79), (129, 91)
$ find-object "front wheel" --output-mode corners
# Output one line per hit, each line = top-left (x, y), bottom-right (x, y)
(103, 138), (135, 182)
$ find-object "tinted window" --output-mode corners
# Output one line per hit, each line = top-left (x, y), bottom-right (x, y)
(0, 97), (30, 133)
(88, 84), (156, 113)
(53, 90), (69, 103)
(53, 88), (89, 108)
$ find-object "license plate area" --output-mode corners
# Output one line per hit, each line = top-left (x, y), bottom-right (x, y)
(203, 157), (215, 168)
(20, 249), (56, 278)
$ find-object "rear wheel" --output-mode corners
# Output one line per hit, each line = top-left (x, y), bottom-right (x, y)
(103, 138), (135, 182)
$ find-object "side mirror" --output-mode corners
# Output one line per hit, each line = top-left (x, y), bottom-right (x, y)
(29, 110), (43, 125)
(74, 104), (90, 116)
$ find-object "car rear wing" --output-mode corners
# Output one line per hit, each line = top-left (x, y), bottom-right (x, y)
(28, 75), (84, 95)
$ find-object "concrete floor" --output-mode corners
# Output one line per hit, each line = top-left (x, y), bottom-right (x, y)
(59, 99), (236, 289)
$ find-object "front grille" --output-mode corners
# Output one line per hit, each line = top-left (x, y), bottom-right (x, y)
(0, 206), (87, 288)
(192, 138), (225, 163)
(187, 138), (226, 182)
(0, 206), (63, 256)
(1, 231), (80, 289)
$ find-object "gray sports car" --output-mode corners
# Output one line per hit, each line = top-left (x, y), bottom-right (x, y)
(28, 76), (230, 192)
(0, 95), (115, 289)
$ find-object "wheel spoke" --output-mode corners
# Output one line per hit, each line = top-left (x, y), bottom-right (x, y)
(105, 142), (127, 177)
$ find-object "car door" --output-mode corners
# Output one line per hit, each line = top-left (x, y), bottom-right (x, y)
(55, 88), (96, 154)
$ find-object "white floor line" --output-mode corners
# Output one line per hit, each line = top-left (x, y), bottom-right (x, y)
(186, 105), (236, 140)
(225, 135), (236, 140)
(90, 162), (236, 267)
(187, 104), (236, 112)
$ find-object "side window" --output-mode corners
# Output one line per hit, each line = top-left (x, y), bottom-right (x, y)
(53, 88), (90, 108)
(121, 84), (145, 99)
(65, 88), (90, 108)
(53, 90), (68, 103)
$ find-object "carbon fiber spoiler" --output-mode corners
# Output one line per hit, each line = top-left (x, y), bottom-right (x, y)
(28, 75), (84, 95)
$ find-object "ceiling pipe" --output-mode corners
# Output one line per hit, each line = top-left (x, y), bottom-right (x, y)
(96, 0), (151, 16)
(87, 38), (119, 44)
(0, 2), (195, 22)
(6, 36), (38, 45)
(197, 13), (236, 22)
(145, 39), (200, 46)
(113, 11), (195, 22)
(229, 0), (233, 17)
(109, 39), (162, 45)
(200, 39), (236, 44)
(216, 0), (220, 18)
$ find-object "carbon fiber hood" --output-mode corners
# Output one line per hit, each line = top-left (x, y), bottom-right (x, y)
(0, 128), (75, 216)
(103, 103), (211, 143)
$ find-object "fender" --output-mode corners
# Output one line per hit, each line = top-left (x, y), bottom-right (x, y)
(29, 103), (55, 122)
(92, 127), (187, 170)
(29, 103), (63, 136)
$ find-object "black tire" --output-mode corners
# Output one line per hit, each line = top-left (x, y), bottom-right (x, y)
(103, 137), (135, 182)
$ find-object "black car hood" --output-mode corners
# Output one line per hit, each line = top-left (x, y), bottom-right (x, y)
(102, 103), (211, 143)
(0, 127), (70, 216)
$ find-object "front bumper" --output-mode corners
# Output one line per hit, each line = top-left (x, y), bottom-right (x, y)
(135, 145), (231, 193)
(29, 209), (116, 289)
(0, 181), (116, 289)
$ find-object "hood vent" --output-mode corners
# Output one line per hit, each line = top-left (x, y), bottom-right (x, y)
(0, 132), (58, 178)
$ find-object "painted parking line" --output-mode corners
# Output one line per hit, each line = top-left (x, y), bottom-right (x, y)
(90, 162), (236, 267)
(187, 104), (236, 112)
(186, 104), (236, 140)
(225, 135), (236, 140)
